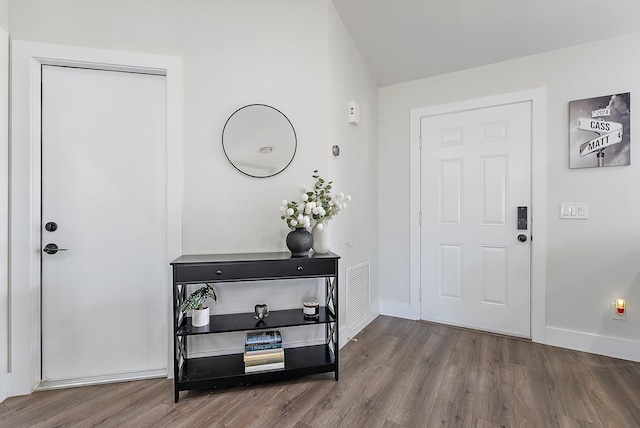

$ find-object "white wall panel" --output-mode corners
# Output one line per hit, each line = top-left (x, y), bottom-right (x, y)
(439, 244), (462, 300)
(480, 246), (508, 306)
(439, 127), (463, 147)
(481, 121), (508, 143)
(439, 158), (463, 225)
(480, 155), (508, 226)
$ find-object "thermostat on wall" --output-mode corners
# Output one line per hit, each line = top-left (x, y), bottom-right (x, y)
(348, 100), (360, 125)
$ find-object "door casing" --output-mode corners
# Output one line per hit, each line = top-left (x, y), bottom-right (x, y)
(9, 40), (183, 396)
(409, 88), (547, 343)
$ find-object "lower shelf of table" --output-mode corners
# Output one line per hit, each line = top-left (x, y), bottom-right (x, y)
(176, 344), (337, 394)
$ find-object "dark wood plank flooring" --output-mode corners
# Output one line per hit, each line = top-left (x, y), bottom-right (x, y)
(2, 316), (639, 427)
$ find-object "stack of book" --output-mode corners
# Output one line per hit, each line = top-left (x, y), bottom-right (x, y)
(244, 330), (285, 373)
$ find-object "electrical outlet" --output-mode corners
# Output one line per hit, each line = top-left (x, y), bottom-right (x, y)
(611, 302), (626, 321)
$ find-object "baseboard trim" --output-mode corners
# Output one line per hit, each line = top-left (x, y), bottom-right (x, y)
(379, 300), (414, 320)
(346, 313), (378, 342)
(34, 369), (168, 391)
(546, 327), (640, 362)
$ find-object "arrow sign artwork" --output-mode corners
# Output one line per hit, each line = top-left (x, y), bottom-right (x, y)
(579, 129), (622, 157)
(569, 93), (630, 169)
(576, 117), (623, 157)
(577, 118), (622, 134)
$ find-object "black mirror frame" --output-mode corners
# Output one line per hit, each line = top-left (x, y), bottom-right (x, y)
(222, 104), (297, 178)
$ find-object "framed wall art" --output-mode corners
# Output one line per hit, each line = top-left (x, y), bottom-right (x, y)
(569, 92), (631, 168)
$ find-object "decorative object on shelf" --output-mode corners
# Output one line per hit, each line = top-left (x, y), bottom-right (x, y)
(279, 170), (350, 256)
(285, 227), (313, 257)
(180, 283), (217, 327)
(254, 303), (269, 320)
(280, 195), (313, 257)
(311, 220), (331, 254)
(308, 170), (350, 254)
(303, 298), (320, 318)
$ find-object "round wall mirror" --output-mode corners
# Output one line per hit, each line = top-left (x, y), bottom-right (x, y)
(222, 104), (297, 178)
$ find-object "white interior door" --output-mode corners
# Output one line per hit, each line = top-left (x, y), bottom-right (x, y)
(41, 65), (168, 384)
(420, 101), (531, 337)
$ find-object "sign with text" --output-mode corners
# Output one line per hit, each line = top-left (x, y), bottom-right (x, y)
(569, 93), (631, 168)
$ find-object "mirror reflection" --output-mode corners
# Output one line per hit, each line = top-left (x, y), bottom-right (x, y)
(222, 104), (297, 178)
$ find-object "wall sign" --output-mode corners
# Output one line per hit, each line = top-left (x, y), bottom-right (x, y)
(569, 92), (630, 168)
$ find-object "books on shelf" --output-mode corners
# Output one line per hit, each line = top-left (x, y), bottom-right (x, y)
(244, 348), (284, 363)
(244, 330), (284, 373)
(245, 361), (285, 373)
(245, 330), (282, 345)
(245, 342), (282, 353)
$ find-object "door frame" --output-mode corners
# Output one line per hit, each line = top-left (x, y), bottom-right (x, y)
(0, 27), (9, 404)
(9, 40), (183, 395)
(409, 88), (547, 343)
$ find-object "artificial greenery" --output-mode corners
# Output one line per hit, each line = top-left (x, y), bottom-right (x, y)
(279, 170), (351, 229)
(180, 283), (217, 312)
(310, 170), (350, 222)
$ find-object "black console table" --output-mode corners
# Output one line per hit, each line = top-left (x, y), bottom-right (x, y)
(171, 252), (340, 402)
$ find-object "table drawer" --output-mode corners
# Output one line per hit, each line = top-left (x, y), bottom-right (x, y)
(173, 258), (336, 283)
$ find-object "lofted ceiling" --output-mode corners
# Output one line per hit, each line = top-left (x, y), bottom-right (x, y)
(331, 0), (640, 87)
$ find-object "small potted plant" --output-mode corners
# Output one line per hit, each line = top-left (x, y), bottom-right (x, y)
(181, 283), (217, 327)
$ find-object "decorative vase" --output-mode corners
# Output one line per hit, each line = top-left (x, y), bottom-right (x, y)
(286, 227), (313, 257)
(312, 221), (331, 254)
(192, 306), (210, 327)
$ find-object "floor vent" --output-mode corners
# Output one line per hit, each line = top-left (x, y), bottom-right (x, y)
(346, 260), (370, 330)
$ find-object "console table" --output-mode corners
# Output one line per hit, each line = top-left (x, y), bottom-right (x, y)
(170, 252), (340, 402)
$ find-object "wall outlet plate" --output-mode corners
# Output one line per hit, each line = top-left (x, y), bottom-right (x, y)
(611, 302), (626, 320)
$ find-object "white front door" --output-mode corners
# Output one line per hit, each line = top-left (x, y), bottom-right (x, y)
(420, 101), (531, 337)
(41, 65), (168, 384)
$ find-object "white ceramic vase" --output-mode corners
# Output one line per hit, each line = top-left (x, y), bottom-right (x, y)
(312, 221), (331, 254)
(192, 307), (210, 327)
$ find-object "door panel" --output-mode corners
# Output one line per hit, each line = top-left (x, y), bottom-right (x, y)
(41, 65), (167, 382)
(420, 102), (531, 337)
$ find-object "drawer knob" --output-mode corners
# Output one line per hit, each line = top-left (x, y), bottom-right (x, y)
(297, 266), (303, 271)
(216, 269), (223, 275)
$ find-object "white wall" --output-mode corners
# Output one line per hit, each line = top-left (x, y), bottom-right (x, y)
(0, 24), (8, 403)
(327, 4), (379, 334)
(379, 32), (640, 361)
(0, 0), (7, 30)
(7, 0), (378, 395)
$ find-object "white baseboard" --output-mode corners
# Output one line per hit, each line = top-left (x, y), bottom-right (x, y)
(546, 327), (640, 362)
(379, 300), (413, 320)
(34, 369), (167, 391)
(345, 313), (378, 344)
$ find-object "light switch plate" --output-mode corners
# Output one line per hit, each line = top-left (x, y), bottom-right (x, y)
(560, 203), (588, 219)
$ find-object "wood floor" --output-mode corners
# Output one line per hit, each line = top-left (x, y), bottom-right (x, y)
(1, 316), (639, 427)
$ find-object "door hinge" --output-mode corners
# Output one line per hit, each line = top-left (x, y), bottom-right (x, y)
(419, 135), (422, 149)
(419, 287), (422, 301)
(418, 212), (422, 225)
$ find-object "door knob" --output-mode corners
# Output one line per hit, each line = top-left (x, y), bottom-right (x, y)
(43, 243), (68, 255)
(517, 234), (528, 242)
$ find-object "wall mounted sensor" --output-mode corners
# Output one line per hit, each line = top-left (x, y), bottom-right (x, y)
(348, 100), (360, 125)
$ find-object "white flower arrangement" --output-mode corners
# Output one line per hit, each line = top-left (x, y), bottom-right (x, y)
(279, 170), (351, 230)
(279, 198), (312, 229)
